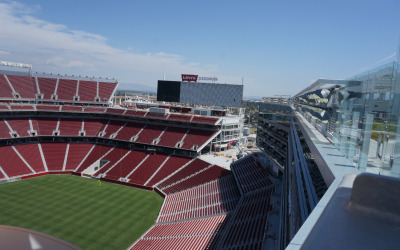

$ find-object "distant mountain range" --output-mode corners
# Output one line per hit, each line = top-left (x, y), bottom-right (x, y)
(243, 96), (263, 101)
(117, 82), (156, 93)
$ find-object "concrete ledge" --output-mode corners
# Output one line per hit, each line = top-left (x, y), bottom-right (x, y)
(350, 173), (400, 224)
(301, 173), (400, 250)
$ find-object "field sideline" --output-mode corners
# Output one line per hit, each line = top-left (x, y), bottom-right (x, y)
(0, 175), (164, 250)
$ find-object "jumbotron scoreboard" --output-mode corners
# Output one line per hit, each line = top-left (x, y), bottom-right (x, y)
(157, 75), (243, 108)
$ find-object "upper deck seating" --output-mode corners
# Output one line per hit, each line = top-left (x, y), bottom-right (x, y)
(61, 106), (83, 112)
(83, 107), (105, 113)
(106, 108), (125, 115)
(36, 105), (60, 111)
(83, 119), (104, 136)
(57, 79), (77, 101)
(114, 122), (142, 141)
(191, 116), (219, 124)
(37, 77), (57, 99)
(36, 118), (58, 136)
(6, 118), (31, 137)
(125, 110), (147, 117)
(145, 113), (167, 120)
(0, 120), (11, 138)
(10, 105), (34, 110)
(181, 129), (216, 150)
(6, 75), (36, 98)
(98, 81), (117, 102)
(167, 113), (192, 122)
(0, 74), (117, 104)
(100, 120), (125, 138)
(135, 124), (165, 144)
(0, 75), (15, 98)
(58, 118), (82, 136)
(78, 80), (97, 102)
(158, 127), (187, 148)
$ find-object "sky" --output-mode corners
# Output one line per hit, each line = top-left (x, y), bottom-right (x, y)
(0, 0), (399, 97)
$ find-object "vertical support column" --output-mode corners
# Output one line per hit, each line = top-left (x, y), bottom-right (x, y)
(76, 80), (80, 97)
(54, 78), (59, 96)
(347, 111), (360, 162)
(74, 80), (80, 101)
(338, 108), (350, 156)
(35, 77), (40, 94)
(332, 111), (341, 147)
(62, 143), (70, 171)
(51, 78), (59, 100)
(358, 113), (374, 172)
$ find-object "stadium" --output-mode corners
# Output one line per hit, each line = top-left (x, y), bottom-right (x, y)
(1, 0), (400, 249)
(1, 51), (400, 249)
(0, 62), (280, 249)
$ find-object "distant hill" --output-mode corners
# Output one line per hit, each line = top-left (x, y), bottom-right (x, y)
(117, 82), (156, 93)
(243, 96), (263, 101)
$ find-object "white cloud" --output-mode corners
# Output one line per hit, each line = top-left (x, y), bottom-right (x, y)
(0, 1), (221, 88)
(46, 56), (95, 70)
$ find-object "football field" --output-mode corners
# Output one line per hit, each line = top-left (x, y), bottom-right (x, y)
(0, 175), (164, 250)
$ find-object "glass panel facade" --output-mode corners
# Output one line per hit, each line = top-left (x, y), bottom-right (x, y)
(333, 62), (400, 177)
(331, 61), (400, 177)
(291, 44), (400, 178)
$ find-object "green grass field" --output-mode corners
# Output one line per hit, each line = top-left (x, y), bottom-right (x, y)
(0, 175), (163, 250)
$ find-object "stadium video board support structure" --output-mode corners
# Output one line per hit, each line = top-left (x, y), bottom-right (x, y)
(157, 80), (243, 108)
